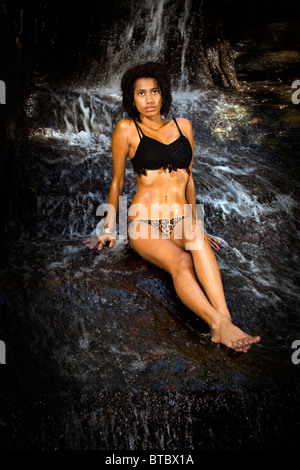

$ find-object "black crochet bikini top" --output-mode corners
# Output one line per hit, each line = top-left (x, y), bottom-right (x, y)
(130, 118), (193, 177)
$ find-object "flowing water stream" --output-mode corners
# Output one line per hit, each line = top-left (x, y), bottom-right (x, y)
(0, 0), (299, 451)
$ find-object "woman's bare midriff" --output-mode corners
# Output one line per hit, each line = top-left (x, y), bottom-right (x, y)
(128, 167), (192, 221)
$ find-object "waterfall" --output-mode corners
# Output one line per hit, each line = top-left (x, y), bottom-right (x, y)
(100, 0), (199, 88)
(18, 76), (300, 312)
(103, 0), (167, 86)
(1, 0), (299, 451)
(13, 0), (300, 311)
(178, 0), (193, 90)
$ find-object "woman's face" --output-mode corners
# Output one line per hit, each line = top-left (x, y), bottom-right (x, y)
(133, 77), (162, 119)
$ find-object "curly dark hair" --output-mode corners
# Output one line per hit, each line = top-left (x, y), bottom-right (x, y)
(121, 61), (172, 121)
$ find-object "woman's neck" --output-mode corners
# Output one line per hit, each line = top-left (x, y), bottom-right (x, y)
(139, 115), (169, 130)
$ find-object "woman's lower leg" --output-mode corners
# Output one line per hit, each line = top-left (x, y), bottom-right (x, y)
(129, 230), (260, 352)
(189, 234), (231, 317)
(171, 253), (223, 328)
(171, 253), (260, 352)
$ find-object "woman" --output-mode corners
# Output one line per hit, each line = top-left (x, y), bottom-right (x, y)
(85, 62), (260, 353)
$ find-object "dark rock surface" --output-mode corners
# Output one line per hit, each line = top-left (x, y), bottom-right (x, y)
(0, 0), (299, 451)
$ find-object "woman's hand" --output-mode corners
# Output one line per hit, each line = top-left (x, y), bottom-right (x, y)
(207, 234), (221, 251)
(191, 223), (221, 251)
(83, 232), (116, 251)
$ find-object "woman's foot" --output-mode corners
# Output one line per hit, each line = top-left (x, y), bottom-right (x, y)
(211, 315), (260, 353)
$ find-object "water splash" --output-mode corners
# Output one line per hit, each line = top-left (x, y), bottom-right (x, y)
(18, 80), (300, 311)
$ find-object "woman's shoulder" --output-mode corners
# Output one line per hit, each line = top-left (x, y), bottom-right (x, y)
(115, 118), (135, 130)
(174, 117), (193, 136)
(175, 117), (192, 128)
(113, 118), (136, 137)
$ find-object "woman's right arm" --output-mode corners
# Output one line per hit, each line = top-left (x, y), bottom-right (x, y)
(84, 119), (130, 250)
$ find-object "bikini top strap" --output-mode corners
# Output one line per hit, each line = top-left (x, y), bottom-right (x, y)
(133, 120), (144, 140)
(173, 117), (183, 135)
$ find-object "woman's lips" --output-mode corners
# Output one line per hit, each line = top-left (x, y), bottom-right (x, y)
(145, 106), (155, 111)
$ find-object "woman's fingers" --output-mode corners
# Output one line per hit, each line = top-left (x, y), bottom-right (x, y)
(83, 238), (97, 249)
(98, 237), (116, 249)
(83, 236), (115, 250)
(207, 235), (221, 251)
(191, 227), (220, 251)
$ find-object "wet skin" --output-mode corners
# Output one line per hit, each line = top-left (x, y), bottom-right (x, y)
(84, 77), (260, 353)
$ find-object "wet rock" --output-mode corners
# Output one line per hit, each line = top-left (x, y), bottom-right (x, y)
(1, 0), (299, 451)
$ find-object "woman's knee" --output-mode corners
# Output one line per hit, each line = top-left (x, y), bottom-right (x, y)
(171, 251), (193, 278)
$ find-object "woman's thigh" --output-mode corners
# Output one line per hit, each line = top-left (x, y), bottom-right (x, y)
(172, 215), (205, 251)
(128, 220), (187, 273)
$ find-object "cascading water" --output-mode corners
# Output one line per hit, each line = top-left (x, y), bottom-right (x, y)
(0, 0), (299, 451)
(82, 0), (197, 89)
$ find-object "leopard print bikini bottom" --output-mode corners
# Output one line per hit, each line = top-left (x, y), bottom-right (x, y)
(133, 216), (185, 237)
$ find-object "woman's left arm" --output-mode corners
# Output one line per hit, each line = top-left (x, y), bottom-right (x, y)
(181, 118), (199, 219)
(182, 119), (221, 251)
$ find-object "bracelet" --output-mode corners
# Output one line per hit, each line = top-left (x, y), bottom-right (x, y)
(102, 227), (116, 236)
